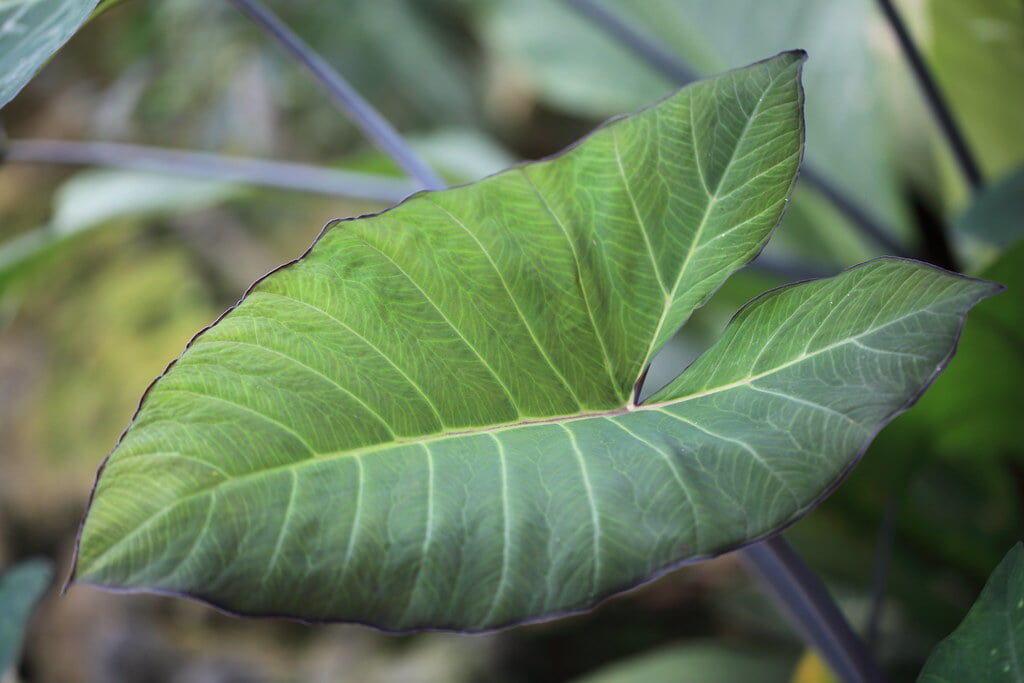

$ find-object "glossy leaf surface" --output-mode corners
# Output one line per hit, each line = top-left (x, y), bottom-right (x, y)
(0, 0), (99, 108)
(73, 53), (995, 631)
(918, 543), (1024, 682)
(0, 559), (53, 675)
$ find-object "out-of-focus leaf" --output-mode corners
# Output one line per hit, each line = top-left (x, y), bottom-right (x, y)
(569, 643), (793, 683)
(332, 129), (516, 187)
(412, 128), (517, 183)
(902, 240), (1023, 461)
(918, 543), (1024, 682)
(47, 170), (237, 237)
(0, 0), (100, 108)
(0, 170), (238, 292)
(0, 559), (53, 675)
(278, 0), (478, 129)
(479, 0), (673, 117)
(928, 0), (1024, 179)
(955, 167), (1024, 247)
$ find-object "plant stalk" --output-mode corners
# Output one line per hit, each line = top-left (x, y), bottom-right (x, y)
(227, 0), (447, 191)
(872, 0), (982, 192)
(3, 140), (416, 203)
(741, 535), (886, 683)
(561, 0), (911, 258)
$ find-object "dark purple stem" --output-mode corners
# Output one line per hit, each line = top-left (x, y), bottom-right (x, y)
(741, 535), (886, 683)
(3, 139), (415, 202)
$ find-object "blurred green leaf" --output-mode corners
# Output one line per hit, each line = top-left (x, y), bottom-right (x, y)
(47, 170), (238, 237)
(0, 0), (99, 108)
(918, 543), (1024, 682)
(277, 0), (479, 129)
(0, 170), (238, 293)
(412, 128), (517, 184)
(569, 643), (793, 683)
(928, 0), (1024, 179)
(955, 167), (1024, 247)
(480, 0), (673, 117)
(0, 559), (53, 676)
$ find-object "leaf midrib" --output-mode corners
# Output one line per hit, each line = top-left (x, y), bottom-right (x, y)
(123, 304), (930, 485)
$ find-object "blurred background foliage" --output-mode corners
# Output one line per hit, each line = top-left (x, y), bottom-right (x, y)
(0, 0), (1021, 681)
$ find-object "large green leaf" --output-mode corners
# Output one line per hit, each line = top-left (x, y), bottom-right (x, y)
(0, 559), (53, 675)
(71, 53), (995, 631)
(0, 0), (99, 109)
(918, 543), (1024, 682)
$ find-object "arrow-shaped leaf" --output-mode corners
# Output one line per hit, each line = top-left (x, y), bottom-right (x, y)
(71, 52), (997, 631)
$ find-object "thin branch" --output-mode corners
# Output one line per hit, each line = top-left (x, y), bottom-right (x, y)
(227, 0), (446, 191)
(742, 535), (887, 683)
(873, 0), (982, 192)
(561, 0), (912, 258)
(3, 140), (416, 203)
